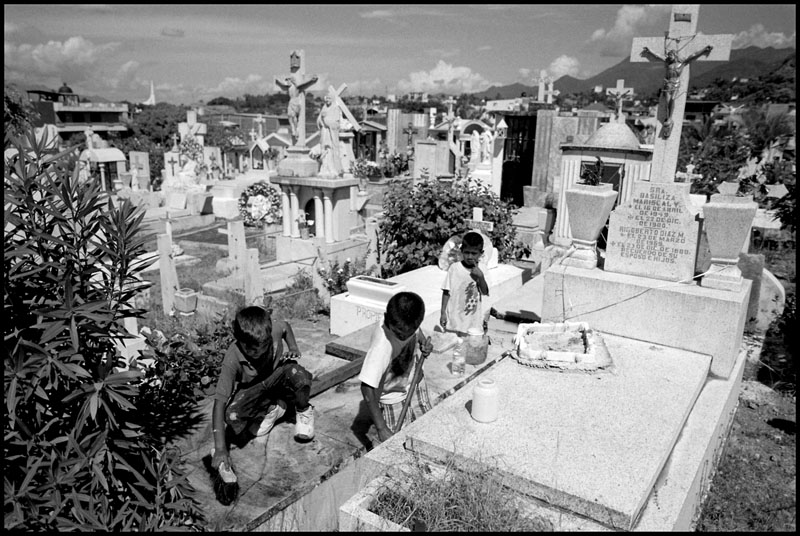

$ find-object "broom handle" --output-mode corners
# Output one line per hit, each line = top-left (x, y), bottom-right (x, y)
(394, 335), (431, 433)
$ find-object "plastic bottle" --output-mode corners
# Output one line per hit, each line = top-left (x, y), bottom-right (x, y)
(451, 338), (466, 376)
(465, 327), (488, 365)
(472, 378), (499, 423)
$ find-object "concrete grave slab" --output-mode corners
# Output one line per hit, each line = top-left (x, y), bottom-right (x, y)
(166, 192), (188, 210)
(542, 265), (750, 378)
(403, 336), (711, 530)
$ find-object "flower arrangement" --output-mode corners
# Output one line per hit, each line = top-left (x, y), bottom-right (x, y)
(351, 158), (382, 179)
(239, 181), (283, 227)
(579, 156), (604, 186)
(179, 136), (204, 164)
(317, 255), (377, 296)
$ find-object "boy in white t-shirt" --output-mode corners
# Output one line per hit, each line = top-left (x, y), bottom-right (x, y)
(440, 231), (490, 336)
(358, 292), (433, 443)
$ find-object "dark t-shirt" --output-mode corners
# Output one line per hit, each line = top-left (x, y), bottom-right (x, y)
(212, 342), (276, 404)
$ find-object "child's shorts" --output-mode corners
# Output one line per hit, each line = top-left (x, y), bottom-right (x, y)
(379, 377), (432, 432)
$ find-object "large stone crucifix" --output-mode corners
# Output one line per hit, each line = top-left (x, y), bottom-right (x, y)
(632, 4), (731, 183)
(606, 79), (634, 122)
(275, 49), (319, 147)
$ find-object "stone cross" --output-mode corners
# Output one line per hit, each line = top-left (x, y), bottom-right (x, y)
(444, 96), (457, 119)
(467, 206), (494, 233)
(275, 49), (318, 147)
(166, 154), (179, 176)
(606, 79), (634, 121)
(171, 133), (180, 151)
(675, 163), (702, 184)
(544, 80), (560, 105)
(403, 122), (418, 148)
(254, 114), (266, 138)
(179, 110), (206, 145)
(249, 127), (258, 142)
(535, 70), (548, 102)
(631, 4), (732, 183)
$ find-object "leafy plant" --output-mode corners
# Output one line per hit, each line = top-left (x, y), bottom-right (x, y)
(4, 127), (205, 530)
(317, 254), (378, 297)
(578, 156), (604, 186)
(379, 177), (529, 277)
(266, 268), (325, 321)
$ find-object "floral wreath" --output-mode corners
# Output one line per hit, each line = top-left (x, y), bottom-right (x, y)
(239, 181), (283, 227)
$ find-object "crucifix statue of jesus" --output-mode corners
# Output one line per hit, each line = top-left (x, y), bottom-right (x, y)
(632, 4), (732, 182)
(275, 50), (318, 147)
(640, 43), (713, 138)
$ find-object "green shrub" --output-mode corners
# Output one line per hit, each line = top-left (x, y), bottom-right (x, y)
(379, 177), (529, 277)
(4, 128), (205, 530)
(317, 254), (379, 297)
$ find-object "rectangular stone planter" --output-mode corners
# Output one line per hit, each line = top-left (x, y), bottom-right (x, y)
(174, 288), (198, 313)
(339, 475), (410, 532)
(345, 275), (406, 306)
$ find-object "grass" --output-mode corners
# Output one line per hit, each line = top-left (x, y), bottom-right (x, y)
(370, 454), (553, 532)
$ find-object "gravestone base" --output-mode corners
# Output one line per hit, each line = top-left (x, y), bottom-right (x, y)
(278, 147), (319, 178)
(701, 262), (744, 291)
(560, 239), (599, 269)
(541, 265), (751, 378)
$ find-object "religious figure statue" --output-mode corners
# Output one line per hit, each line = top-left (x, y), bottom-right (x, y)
(171, 153), (204, 192)
(316, 92), (343, 177)
(470, 130), (481, 163)
(274, 52), (318, 146)
(640, 44), (713, 139)
(480, 130), (493, 163)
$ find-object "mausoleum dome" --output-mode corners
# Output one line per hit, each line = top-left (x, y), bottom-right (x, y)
(58, 82), (74, 94)
(585, 121), (641, 150)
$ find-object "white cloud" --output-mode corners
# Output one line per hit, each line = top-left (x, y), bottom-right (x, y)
(478, 45), (492, 51)
(517, 67), (532, 82)
(732, 24), (796, 49)
(397, 60), (494, 94)
(548, 55), (581, 79)
(360, 9), (396, 20)
(589, 4), (671, 57)
(4, 36), (120, 86)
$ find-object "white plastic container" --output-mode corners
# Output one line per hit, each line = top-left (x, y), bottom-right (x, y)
(471, 378), (499, 423)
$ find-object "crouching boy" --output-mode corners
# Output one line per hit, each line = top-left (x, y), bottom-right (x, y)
(358, 291), (433, 443)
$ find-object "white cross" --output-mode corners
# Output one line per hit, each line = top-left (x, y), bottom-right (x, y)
(444, 96), (457, 119)
(544, 80), (560, 105)
(254, 114), (266, 138)
(631, 4), (732, 183)
(328, 83), (362, 133)
(606, 79), (634, 121)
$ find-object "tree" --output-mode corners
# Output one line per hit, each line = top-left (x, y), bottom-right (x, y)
(4, 83), (40, 139)
(5, 127), (205, 529)
(379, 177), (529, 277)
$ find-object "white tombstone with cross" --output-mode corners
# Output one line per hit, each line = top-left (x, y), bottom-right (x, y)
(178, 110), (207, 146)
(606, 79), (634, 123)
(631, 4), (732, 183)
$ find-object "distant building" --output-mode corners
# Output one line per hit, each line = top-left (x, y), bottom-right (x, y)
(26, 84), (129, 147)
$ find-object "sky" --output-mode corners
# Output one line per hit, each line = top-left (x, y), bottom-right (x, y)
(4, 4), (797, 105)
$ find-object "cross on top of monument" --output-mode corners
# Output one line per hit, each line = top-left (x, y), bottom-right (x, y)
(606, 79), (634, 121)
(631, 4), (732, 183)
(444, 95), (457, 119)
(535, 70), (548, 102)
(275, 49), (318, 147)
(544, 80), (560, 105)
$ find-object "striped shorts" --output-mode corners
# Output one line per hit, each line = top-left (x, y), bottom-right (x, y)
(380, 377), (433, 432)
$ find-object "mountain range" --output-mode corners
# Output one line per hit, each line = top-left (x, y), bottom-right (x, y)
(475, 46), (796, 100)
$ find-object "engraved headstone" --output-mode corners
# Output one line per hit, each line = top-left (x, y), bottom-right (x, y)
(605, 182), (699, 282)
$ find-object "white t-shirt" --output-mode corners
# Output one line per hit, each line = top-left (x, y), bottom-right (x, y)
(358, 322), (420, 406)
(442, 261), (484, 334)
